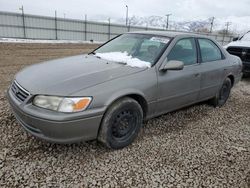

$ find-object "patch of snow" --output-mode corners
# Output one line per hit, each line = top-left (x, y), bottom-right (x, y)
(225, 40), (250, 49)
(0, 38), (103, 44)
(95, 52), (151, 68)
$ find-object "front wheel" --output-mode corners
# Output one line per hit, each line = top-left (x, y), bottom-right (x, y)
(98, 97), (143, 149)
(210, 78), (232, 107)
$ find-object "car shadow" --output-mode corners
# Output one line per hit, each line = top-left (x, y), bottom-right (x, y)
(141, 101), (214, 137)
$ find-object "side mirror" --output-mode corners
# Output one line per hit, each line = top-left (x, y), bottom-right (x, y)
(161, 60), (184, 71)
(232, 37), (239, 41)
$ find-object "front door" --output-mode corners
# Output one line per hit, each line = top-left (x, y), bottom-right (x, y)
(157, 37), (201, 114)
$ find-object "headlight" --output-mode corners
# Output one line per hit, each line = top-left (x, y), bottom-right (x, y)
(33, 95), (92, 113)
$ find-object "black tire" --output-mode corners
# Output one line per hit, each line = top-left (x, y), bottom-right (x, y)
(98, 97), (143, 149)
(210, 78), (232, 107)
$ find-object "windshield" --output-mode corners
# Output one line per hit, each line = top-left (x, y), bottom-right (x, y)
(240, 32), (250, 41)
(94, 34), (171, 67)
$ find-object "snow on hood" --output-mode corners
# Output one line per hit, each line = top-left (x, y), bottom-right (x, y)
(95, 52), (151, 68)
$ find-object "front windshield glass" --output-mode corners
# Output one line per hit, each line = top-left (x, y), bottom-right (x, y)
(94, 34), (171, 67)
(241, 32), (250, 41)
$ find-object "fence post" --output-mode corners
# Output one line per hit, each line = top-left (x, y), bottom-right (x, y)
(55, 10), (58, 40)
(230, 36), (233, 42)
(84, 14), (87, 41)
(108, 18), (111, 40)
(128, 20), (131, 32)
(20, 6), (26, 38)
(222, 32), (225, 46)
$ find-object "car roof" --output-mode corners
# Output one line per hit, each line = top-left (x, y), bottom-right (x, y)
(128, 30), (210, 39)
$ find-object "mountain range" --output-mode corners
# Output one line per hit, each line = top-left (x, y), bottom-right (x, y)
(113, 15), (250, 35)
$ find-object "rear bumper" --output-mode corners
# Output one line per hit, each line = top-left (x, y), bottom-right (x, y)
(7, 89), (103, 144)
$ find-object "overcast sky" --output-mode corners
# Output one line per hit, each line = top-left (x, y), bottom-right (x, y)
(0, 0), (250, 21)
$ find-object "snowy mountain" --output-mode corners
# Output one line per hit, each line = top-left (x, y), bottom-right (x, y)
(115, 15), (214, 32)
(128, 16), (211, 32)
(114, 15), (250, 34)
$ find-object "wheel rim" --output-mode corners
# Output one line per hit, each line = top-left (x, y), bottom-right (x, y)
(219, 83), (230, 103)
(111, 109), (137, 141)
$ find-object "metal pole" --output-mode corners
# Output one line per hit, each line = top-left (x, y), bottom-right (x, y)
(125, 5), (128, 26)
(108, 18), (111, 40)
(166, 14), (171, 30)
(55, 10), (58, 40)
(128, 19), (131, 32)
(210, 17), (215, 33)
(20, 5), (26, 38)
(225, 22), (231, 35)
(85, 14), (87, 41)
(222, 32), (225, 45)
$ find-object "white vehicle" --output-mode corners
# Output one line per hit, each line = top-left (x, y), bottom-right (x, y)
(225, 31), (250, 76)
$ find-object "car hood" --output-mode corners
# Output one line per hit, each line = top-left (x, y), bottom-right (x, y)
(225, 40), (250, 49)
(15, 55), (147, 96)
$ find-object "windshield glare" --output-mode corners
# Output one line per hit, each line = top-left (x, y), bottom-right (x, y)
(94, 34), (170, 65)
(241, 32), (250, 41)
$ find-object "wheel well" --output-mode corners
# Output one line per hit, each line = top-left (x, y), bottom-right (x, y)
(227, 75), (235, 86)
(127, 94), (148, 118)
(105, 95), (148, 119)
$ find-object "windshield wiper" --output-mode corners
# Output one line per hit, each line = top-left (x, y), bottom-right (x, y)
(88, 51), (102, 59)
(115, 61), (126, 65)
(88, 52), (126, 65)
(88, 52), (96, 55)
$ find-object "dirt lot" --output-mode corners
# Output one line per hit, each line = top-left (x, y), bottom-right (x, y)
(0, 43), (100, 91)
(0, 43), (250, 187)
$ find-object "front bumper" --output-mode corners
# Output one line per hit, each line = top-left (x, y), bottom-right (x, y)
(7, 89), (104, 144)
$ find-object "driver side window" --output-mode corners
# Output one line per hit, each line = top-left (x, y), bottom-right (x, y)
(168, 38), (197, 66)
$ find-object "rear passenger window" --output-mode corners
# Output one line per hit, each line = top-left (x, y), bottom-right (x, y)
(168, 38), (197, 66)
(198, 39), (222, 62)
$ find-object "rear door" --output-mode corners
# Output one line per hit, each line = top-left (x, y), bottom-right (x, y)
(197, 38), (226, 100)
(156, 37), (201, 114)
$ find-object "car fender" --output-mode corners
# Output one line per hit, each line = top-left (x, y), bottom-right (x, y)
(104, 88), (147, 108)
(220, 72), (234, 88)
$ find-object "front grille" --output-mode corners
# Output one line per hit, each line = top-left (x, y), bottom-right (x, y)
(243, 63), (250, 72)
(11, 81), (30, 102)
(227, 47), (250, 62)
(246, 49), (250, 62)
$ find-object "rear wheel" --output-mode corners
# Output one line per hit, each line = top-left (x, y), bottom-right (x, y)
(210, 78), (232, 107)
(98, 97), (143, 149)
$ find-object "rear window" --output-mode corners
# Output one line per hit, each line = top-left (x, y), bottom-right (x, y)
(198, 38), (222, 62)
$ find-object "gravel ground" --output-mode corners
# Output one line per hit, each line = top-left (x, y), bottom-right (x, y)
(0, 43), (250, 187)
